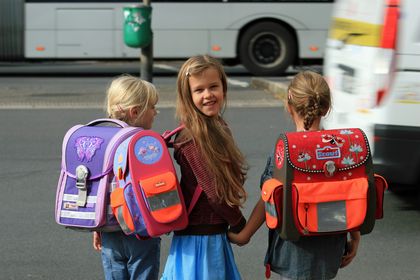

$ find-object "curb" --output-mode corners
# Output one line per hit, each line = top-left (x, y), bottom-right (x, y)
(250, 77), (288, 100)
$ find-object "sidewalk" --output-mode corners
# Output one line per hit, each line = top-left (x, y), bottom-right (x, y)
(250, 77), (287, 100)
(0, 61), (288, 108)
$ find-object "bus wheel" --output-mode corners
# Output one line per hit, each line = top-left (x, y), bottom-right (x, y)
(239, 22), (296, 76)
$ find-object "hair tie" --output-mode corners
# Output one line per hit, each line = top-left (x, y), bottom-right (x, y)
(287, 90), (293, 101)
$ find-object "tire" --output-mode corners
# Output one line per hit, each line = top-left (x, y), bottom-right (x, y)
(239, 22), (296, 76)
(222, 58), (239, 67)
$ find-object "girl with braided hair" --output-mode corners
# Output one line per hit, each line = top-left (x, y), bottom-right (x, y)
(229, 71), (361, 280)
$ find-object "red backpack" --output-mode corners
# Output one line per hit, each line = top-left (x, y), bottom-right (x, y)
(110, 125), (203, 238)
(261, 128), (387, 241)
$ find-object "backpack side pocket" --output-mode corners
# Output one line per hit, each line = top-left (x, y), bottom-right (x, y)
(110, 187), (135, 235)
(374, 174), (388, 219)
(262, 178), (283, 229)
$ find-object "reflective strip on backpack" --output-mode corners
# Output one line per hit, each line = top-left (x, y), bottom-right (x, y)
(63, 194), (97, 204)
(265, 202), (277, 218)
(317, 201), (347, 232)
(146, 190), (181, 211)
(60, 210), (95, 220)
(116, 207), (132, 235)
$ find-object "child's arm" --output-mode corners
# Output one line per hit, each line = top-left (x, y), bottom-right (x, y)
(228, 153), (274, 246)
(340, 231), (361, 268)
(92, 231), (102, 251)
(228, 198), (265, 246)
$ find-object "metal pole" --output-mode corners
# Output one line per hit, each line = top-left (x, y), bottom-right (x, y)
(140, 0), (153, 82)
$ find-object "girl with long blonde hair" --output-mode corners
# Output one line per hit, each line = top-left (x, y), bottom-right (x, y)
(161, 55), (248, 280)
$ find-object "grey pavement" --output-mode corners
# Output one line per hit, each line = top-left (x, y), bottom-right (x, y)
(0, 61), (289, 109)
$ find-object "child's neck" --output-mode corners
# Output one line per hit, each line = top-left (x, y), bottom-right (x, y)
(295, 119), (321, 132)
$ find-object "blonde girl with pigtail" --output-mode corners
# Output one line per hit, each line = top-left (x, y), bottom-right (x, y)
(229, 71), (360, 280)
(93, 74), (161, 280)
(161, 55), (248, 280)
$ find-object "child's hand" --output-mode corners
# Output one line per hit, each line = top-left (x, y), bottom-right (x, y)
(227, 231), (250, 246)
(340, 232), (360, 268)
(92, 231), (102, 251)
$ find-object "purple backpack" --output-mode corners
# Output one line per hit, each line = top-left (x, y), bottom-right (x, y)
(55, 119), (142, 231)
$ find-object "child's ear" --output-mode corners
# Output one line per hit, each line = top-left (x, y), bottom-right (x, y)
(128, 107), (139, 120)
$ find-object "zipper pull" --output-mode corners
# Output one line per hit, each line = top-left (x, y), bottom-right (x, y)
(303, 203), (309, 234)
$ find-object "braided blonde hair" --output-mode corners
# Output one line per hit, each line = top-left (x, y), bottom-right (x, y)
(287, 71), (331, 131)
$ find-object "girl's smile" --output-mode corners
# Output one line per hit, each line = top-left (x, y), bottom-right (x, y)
(189, 67), (225, 117)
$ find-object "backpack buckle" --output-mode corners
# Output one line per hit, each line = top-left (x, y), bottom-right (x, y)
(75, 165), (89, 207)
(324, 161), (336, 177)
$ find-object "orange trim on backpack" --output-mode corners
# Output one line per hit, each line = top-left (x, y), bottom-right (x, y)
(117, 167), (124, 180)
(140, 171), (182, 223)
(110, 188), (124, 209)
(140, 171), (176, 194)
(262, 178), (283, 229)
(110, 188), (135, 233)
(294, 178), (368, 233)
(149, 204), (183, 224)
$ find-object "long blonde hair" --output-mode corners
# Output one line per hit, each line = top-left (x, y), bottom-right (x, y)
(176, 55), (247, 207)
(105, 74), (158, 125)
(287, 71), (331, 131)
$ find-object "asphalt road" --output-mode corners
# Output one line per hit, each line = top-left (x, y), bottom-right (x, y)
(0, 60), (320, 108)
(0, 65), (419, 279)
(1, 106), (420, 280)
(0, 75), (283, 109)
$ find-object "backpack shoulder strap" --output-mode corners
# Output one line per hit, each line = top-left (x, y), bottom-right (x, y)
(188, 185), (203, 215)
(87, 118), (128, 128)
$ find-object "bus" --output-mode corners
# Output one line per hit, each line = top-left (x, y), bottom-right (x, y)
(0, 0), (333, 76)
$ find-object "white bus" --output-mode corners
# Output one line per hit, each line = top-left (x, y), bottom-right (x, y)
(323, 0), (420, 187)
(1, 0), (334, 75)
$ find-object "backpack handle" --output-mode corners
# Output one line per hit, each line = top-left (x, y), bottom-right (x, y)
(162, 124), (185, 140)
(87, 118), (129, 128)
(162, 125), (185, 148)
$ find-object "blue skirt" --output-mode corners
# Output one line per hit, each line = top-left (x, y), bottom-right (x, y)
(161, 233), (242, 280)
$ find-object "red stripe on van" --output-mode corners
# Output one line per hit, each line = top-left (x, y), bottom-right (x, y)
(380, 0), (400, 49)
(376, 89), (386, 106)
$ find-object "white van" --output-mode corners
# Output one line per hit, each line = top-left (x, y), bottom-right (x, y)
(323, 0), (420, 186)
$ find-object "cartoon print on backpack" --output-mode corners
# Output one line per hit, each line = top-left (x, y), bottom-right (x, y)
(75, 136), (104, 162)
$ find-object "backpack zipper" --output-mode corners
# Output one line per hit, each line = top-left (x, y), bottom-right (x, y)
(303, 203), (309, 234)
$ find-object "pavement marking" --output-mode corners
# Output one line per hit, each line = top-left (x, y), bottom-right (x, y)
(153, 65), (250, 89)
(154, 63), (179, 72)
(227, 78), (249, 88)
(0, 100), (282, 109)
